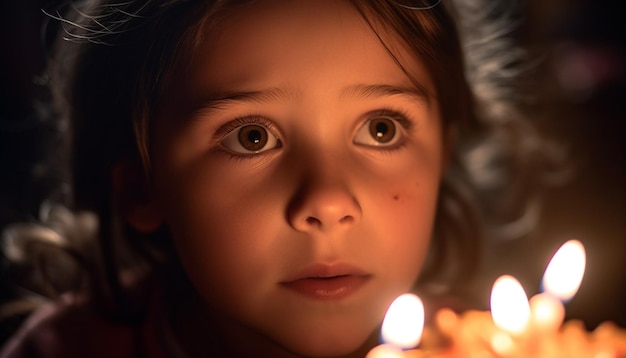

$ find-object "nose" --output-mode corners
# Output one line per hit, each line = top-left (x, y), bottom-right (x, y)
(287, 176), (362, 233)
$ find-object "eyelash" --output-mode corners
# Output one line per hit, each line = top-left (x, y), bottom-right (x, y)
(215, 115), (277, 137)
(215, 115), (281, 160)
(213, 108), (414, 159)
(370, 108), (414, 130)
(355, 108), (414, 152)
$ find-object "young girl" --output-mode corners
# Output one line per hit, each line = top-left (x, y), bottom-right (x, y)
(0, 0), (562, 357)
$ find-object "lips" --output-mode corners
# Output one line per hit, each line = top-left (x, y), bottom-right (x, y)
(280, 263), (372, 300)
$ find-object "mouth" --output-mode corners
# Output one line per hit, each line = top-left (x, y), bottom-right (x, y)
(280, 263), (372, 300)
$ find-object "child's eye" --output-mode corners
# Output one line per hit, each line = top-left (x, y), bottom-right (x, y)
(353, 114), (404, 147)
(221, 123), (281, 154)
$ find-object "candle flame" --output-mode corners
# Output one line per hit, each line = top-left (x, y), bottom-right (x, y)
(381, 293), (424, 349)
(542, 239), (586, 301)
(490, 275), (530, 335)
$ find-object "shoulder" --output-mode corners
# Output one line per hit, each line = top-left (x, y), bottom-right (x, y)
(0, 297), (139, 358)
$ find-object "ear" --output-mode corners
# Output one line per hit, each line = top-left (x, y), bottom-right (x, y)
(111, 155), (164, 233)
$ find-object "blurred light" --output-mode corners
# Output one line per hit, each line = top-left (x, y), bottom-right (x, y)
(381, 293), (424, 349)
(542, 239), (586, 301)
(490, 275), (530, 335)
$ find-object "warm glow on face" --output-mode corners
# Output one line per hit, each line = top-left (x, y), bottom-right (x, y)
(381, 293), (425, 349)
(542, 240), (586, 301)
(490, 275), (530, 335)
(148, 0), (441, 355)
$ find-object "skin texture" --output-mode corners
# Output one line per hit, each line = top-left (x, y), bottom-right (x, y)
(129, 0), (445, 356)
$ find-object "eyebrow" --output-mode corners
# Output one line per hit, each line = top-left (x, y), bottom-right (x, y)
(191, 87), (299, 114)
(190, 82), (431, 117)
(339, 83), (432, 104)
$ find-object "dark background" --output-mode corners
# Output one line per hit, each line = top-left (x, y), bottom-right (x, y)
(476, 0), (626, 329)
(1, 0), (625, 348)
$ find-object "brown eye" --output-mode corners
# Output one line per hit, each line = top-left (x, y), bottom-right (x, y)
(238, 125), (268, 151)
(354, 115), (402, 147)
(222, 123), (281, 154)
(368, 117), (396, 143)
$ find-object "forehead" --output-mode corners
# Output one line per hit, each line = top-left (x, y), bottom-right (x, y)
(171, 0), (435, 99)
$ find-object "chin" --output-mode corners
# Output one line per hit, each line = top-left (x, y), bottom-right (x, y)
(284, 342), (367, 358)
(275, 326), (376, 358)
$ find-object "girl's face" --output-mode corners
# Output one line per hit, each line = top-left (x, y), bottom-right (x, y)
(146, 0), (444, 356)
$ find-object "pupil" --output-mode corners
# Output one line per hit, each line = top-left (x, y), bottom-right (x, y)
(369, 118), (395, 143)
(248, 130), (261, 143)
(238, 125), (268, 151)
(375, 122), (388, 138)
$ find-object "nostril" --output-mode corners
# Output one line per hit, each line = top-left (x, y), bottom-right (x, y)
(306, 217), (321, 226)
(339, 215), (354, 224)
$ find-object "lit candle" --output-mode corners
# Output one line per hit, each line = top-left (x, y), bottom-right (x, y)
(490, 275), (531, 335)
(529, 239), (586, 333)
(489, 275), (531, 355)
(367, 293), (425, 358)
(542, 239), (586, 300)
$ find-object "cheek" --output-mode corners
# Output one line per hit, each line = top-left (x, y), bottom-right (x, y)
(153, 158), (286, 302)
(382, 179), (440, 269)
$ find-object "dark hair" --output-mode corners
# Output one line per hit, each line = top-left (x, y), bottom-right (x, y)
(4, 0), (563, 318)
